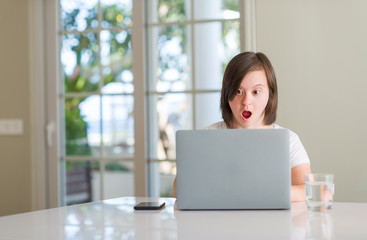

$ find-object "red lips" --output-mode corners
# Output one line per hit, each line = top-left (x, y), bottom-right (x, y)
(242, 111), (252, 119)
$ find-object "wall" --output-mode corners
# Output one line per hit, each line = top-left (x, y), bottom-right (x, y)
(256, 0), (367, 202)
(0, 0), (32, 216)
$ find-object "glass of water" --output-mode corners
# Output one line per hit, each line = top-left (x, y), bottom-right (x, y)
(304, 173), (334, 212)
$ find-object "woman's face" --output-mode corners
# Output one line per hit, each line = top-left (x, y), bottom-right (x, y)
(228, 70), (270, 129)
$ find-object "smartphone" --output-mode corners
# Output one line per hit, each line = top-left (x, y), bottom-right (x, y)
(134, 202), (166, 210)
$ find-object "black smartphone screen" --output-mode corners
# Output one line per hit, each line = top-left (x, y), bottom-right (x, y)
(134, 202), (166, 210)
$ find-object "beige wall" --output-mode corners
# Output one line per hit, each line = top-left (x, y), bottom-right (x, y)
(0, 0), (32, 216)
(256, 0), (367, 202)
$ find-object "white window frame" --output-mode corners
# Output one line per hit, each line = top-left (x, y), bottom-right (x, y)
(28, 0), (61, 209)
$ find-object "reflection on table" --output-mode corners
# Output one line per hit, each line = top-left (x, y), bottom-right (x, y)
(0, 197), (367, 239)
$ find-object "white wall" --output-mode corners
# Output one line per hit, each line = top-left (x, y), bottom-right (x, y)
(256, 0), (367, 202)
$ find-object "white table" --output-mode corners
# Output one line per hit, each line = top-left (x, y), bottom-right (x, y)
(0, 197), (366, 239)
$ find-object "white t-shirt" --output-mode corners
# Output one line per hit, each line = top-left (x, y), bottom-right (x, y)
(204, 121), (310, 168)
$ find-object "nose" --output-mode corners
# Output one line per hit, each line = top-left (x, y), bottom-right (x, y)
(241, 93), (252, 106)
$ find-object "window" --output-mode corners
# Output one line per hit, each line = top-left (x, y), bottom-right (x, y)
(57, 0), (246, 204)
(59, 0), (135, 204)
(146, 0), (241, 197)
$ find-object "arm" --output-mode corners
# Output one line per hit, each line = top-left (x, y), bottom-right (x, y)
(173, 177), (177, 198)
(291, 163), (311, 202)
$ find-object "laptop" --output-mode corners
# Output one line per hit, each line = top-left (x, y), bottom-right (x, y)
(176, 128), (291, 210)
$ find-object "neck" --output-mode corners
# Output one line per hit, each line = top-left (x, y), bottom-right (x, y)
(230, 121), (274, 129)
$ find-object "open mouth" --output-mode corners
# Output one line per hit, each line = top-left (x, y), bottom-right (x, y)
(242, 111), (252, 119)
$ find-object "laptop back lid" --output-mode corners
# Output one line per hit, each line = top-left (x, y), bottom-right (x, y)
(176, 129), (290, 210)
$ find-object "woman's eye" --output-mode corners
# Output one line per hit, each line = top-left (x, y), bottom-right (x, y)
(253, 90), (261, 95)
(236, 89), (243, 95)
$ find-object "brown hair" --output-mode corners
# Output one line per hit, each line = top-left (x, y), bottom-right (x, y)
(220, 52), (278, 128)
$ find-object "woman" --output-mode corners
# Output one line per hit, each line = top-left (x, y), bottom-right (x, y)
(174, 52), (311, 202)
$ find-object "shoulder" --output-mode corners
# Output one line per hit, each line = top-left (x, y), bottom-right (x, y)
(203, 121), (228, 130)
(273, 124), (298, 141)
(273, 124), (310, 167)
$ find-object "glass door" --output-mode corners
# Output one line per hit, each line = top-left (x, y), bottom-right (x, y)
(59, 0), (135, 204)
(146, 0), (241, 197)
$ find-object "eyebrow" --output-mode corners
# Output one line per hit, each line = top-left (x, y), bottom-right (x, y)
(252, 84), (266, 88)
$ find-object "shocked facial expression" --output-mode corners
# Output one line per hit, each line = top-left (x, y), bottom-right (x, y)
(228, 70), (270, 129)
